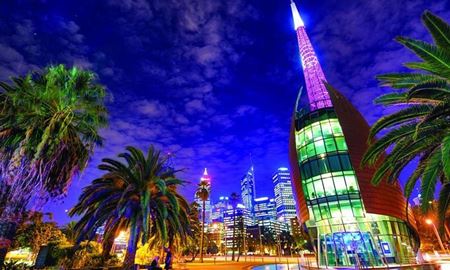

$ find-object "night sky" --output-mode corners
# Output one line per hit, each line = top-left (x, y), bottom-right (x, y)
(1, 0), (449, 225)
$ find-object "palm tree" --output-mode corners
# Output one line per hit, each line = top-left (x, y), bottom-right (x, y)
(229, 192), (240, 261)
(62, 221), (78, 245)
(195, 179), (210, 263)
(362, 11), (450, 229)
(184, 202), (201, 262)
(69, 145), (188, 269)
(0, 64), (108, 264)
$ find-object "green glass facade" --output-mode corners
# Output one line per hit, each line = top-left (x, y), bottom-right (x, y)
(295, 109), (417, 267)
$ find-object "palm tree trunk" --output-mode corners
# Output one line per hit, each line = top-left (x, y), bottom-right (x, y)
(200, 200), (205, 263)
(123, 223), (139, 270)
(231, 207), (236, 261)
(101, 233), (115, 263)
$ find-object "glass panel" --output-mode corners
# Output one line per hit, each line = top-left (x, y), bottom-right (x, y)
(329, 201), (342, 218)
(317, 158), (329, 174)
(306, 182), (315, 199)
(313, 180), (324, 198)
(334, 176), (347, 195)
(352, 200), (364, 217)
(330, 120), (343, 135)
(324, 138), (337, 152)
(329, 155), (341, 171)
(314, 139), (326, 155)
(312, 206), (321, 220)
(320, 120), (333, 137)
(340, 201), (353, 217)
(340, 154), (352, 170)
(345, 175), (358, 193)
(299, 147), (307, 161)
(322, 178), (336, 196)
(304, 127), (313, 142)
(306, 143), (316, 158)
(310, 160), (320, 176)
(296, 131), (304, 146)
(320, 204), (331, 219)
(335, 137), (348, 151)
(312, 123), (322, 138)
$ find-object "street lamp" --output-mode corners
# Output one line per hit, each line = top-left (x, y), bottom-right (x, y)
(425, 219), (447, 253)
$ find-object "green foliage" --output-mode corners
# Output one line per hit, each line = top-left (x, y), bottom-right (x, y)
(13, 212), (66, 256)
(362, 11), (450, 228)
(0, 64), (108, 219)
(69, 145), (191, 269)
(2, 260), (31, 270)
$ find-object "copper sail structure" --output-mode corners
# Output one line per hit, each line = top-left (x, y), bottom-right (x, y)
(288, 1), (419, 267)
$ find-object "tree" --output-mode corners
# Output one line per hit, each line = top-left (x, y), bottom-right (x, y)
(13, 211), (66, 259)
(62, 221), (78, 245)
(0, 65), (108, 264)
(69, 145), (188, 269)
(182, 202), (201, 262)
(362, 11), (450, 230)
(195, 180), (210, 263)
(229, 192), (240, 261)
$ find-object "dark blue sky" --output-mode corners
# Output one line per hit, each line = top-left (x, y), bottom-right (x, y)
(1, 0), (449, 224)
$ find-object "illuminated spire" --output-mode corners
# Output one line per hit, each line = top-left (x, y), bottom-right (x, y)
(291, 0), (333, 111)
(290, 0), (304, 29)
(200, 168), (211, 184)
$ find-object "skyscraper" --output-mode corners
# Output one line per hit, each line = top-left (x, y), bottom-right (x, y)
(223, 204), (254, 249)
(211, 196), (231, 223)
(288, 0), (419, 267)
(272, 168), (297, 224)
(195, 168), (212, 224)
(241, 165), (256, 213)
(254, 197), (288, 234)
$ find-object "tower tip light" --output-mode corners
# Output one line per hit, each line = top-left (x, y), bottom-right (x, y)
(290, 0), (305, 29)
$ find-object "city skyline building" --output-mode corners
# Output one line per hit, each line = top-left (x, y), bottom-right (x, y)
(223, 204), (254, 249)
(288, 0), (419, 267)
(211, 196), (231, 223)
(254, 196), (288, 234)
(241, 165), (256, 214)
(195, 168), (212, 224)
(272, 167), (297, 225)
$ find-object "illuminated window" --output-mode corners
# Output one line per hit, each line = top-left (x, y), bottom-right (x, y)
(352, 200), (364, 217)
(320, 121), (333, 137)
(313, 180), (324, 198)
(333, 176), (347, 195)
(345, 175), (357, 193)
(324, 138), (337, 152)
(312, 123), (321, 137)
(335, 137), (348, 151)
(322, 179), (336, 196)
(314, 139), (326, 155)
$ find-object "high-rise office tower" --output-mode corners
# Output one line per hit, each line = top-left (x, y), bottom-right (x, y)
(195, 168), (212, 224)
(211, 196), (231, 223)
(273, 167), (297, 224)
(288, 0), (419, 266)
(241, 165), (256, 213)
(223, 204), (254, 249)
(254, 197), (288, 235)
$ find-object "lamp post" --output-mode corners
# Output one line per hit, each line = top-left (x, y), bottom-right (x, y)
(425, 219), (446, 253)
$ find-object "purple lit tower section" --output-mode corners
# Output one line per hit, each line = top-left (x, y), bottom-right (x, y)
(290, 0), (332, 111)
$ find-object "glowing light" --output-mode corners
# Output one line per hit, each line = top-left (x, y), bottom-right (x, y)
(291, 1), (333, 111)
(254, 197), (269, 202)
(425, 219), (433, 225)
(290, 0), (304, 29)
